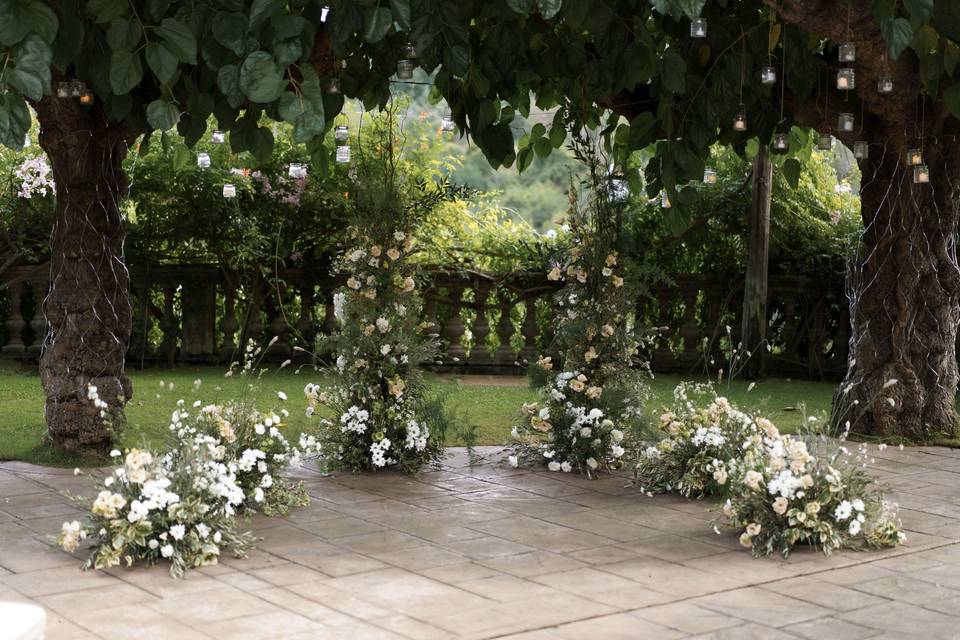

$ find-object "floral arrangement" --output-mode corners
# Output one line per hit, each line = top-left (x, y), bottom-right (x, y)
(14, 155), (55, 199)
(635, 384), (905, 557)
(510, 143), (652, 477)
(303, 107), (448, 473)
(58, 375), (320, 576)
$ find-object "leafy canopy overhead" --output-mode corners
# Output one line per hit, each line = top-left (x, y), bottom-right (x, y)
(0, 0), (954, 196)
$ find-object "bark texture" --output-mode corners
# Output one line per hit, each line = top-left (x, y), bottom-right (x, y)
(741, 146), (772, 378)
(32, 95), (133, 453)
(768, 0), (960, 438)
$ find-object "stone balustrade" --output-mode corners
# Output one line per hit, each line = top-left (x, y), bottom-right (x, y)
(0, 262), (849, 379)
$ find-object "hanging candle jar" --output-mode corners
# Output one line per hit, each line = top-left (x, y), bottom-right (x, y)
(761, 66), (777, 84)
(773, 133), (789, 151)
(403, 43), (417, 59)
(838, 113), (855, 133)
(56, 82), (71, 98)
(690, 18), (707, 38)
(836, 68), (855, 90)
(197, 152), (211, 169)
(838, 42), (856, 62)
(212, 130), (226, 144)
(441, 114), (455, 132)
(877, 76), (894, 94)
(817, 133), (833, 150)
(336, 145), (351, 164)
(660, 191), (672, 208)
(222, 184), (237, 198)
(289, 163), (308, 178)
(733, 107), (747, 132)
(907, 148), (923, 166)
(327, 78), (341, 94)
(396, 59), (414, 80)
(703, 168), (717, 185)
(69, 81), (85, 97)
(853, 141), (869, 159)
(334, 124), (349, 143)
(913, 165), (930, 183)
(79, 90), (94, 105)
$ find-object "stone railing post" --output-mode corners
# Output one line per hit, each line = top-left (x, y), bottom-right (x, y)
(470, 279), (491, 363)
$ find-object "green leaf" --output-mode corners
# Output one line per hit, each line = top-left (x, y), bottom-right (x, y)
(156, 18), (197, 64)
(249, 126), (274, 162)
(53, 8), (83, 71)
(946, 41), (960, 76)
(536, 0), (563, 19)
(517, 146), (534, 173)
(549, 123), (566, 148)
(239, 51), (284, 102)
(249, 0), (278, 28)
(146, 99), (179, 130)
(389, 0), (411, 30)
(944, 84), (960, 118)
(905, 0), (933, 24)
(660, 51), (686, 94)
(362, 6), (392, 42)
(783, 157), (801, 188)
(172, 144), (191, 170)
(506, 0), (535, 13)
(8, 36), (51, 100)
(533, 136), (552, 158)
(109, 49), (143, 94)
(882, 17), (914, 59)
(86, 0), (127, 23)
(107, 18), (140, 52)
(145, 41), (178, 84)
(675, 0), (706, 21)
(213, 12), (249, 56)
(0, 2), (29, 45)
(23, 1), (59, 43)
(216, 64), (243, 107)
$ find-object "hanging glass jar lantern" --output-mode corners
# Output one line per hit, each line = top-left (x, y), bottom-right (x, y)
(336, 145), (351, 164)
(441, 114), (455, 132)
(609, 177), (629, 202)
(690, 18), (707, 38)
(211, 130), (226, 144)
(660, 191), (672, 208)
(773, 133), (789, 151)
(733, 107), (747, 132)
(907, 148), (923, 166)
(761, 66), (777, 85)
(326, 78), (341, 94)
(222, 184), (237, 198)
(838, 113), (855, 133)
(79, 90), (94, 105)
(56, 82), (71, 98)
(836, 68), (855, 90)
(69, 81), (85, 97)
(817, 133), (833, 150)
(334, 124), (349, 143)
(877, 76), (893, 94)
(197, 152), (211, 169)
(403, 43), (417, 59)
(913, 165), (930, 183)
(396, 59), (414, 80)
(853, 141), (869, 159)
(838, 42), (856, 62)
(288, 163), (307, 178)
(703, 168), (717, 184)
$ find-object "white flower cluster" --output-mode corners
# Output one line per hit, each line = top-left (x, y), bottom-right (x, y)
(370, 438), (394, 467)
(15, 155), (55, 199)
(340, 406), (370, 434)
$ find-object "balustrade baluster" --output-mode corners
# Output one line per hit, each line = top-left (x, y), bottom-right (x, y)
(158, 286), (177, 366)
(494, 289), (516, 364)
(520, 295), (539, 363)
(2, 282), (25, 357)
(443, 283), (466, 363)
(470, 280), (491, 363)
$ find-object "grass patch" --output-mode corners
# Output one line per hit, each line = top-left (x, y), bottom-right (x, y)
(0, 360), (837, 467)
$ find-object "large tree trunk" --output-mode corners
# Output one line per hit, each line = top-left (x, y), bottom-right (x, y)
(741, 146), (772, 378)
(832, 139), (960, 439)
(32, 95), (133, 453)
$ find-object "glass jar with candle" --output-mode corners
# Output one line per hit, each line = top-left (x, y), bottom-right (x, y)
(877, 76), (894, 94)
(773, 133), (789, 151)
(336, 145), (351, 164)
(913, 165), (930, 183)
(817, 134), (833, 150)
(441, 115), (455, 132)
(396, 59), (414, 80)
(197, 153), (211, 169)
(288, 163), (307, 178)
(837, 68), (855, 90)
(853, 141), (869, 159)
(79, 91), (94, 105)
(326, 78), (341, 94)
(222, 184), (237, 198)
(733, 108), (747, 132)
(212, 130), (226, 144)
(703, 168), (717, 184)
(907, 149), (923, 166)
(838, 113), (854, 133)
(690, 18), (707, 38)
(335, 125), (349, 143)
(839, 42), (856, 62)
(761, 66), (776, 84)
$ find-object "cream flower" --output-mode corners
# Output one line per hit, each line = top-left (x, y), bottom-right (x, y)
(743, 470), (763, 490)
(772, 497), (789, 515)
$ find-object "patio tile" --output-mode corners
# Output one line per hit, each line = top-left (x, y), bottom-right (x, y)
(784, 616), (880, 640)
(838, 601), (960, 637)
(761, 576), (889, 611)
(849, 573), (960, 604)
(630, 601), (742, 634)
(693, 586), (832, 626)
(550, 612), (685, 639)
(148, 585), (280, 625)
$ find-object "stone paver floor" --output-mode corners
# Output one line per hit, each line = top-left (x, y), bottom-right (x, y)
(3, 445), (960, 639)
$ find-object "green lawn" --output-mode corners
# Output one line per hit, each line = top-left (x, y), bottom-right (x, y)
(0, 361), (836, 467)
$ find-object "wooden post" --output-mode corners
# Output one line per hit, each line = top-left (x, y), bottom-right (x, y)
(741, 145), (772, 378)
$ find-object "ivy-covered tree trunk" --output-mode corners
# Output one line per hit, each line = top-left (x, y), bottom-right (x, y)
(833, 140), (960, 439)
(33, 96), (133, 453)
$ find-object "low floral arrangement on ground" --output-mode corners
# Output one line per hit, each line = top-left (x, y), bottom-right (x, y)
(510, 160), (652, 477)
(57, 375), (319, 577)
(635, 383), (905, 557)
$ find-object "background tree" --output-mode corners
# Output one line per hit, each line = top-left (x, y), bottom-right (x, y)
(0, 0), (955, 447)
